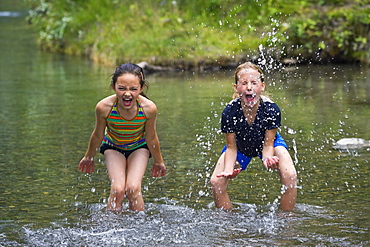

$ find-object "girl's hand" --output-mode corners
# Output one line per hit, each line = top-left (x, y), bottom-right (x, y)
(78, 157), (95, 173)
(151, 162), (166, 177)
(216, 168), (242, 179)
(262, 156), (280, 170)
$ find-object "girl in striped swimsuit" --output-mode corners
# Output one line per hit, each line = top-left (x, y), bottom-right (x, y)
(79, 63), (166, 212)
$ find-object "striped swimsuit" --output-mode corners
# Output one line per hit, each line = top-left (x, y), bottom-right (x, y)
(102, 98), (147, 151)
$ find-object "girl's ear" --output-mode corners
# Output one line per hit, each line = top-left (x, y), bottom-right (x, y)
(232, 84), (239, 99)
(261, 82), (266, 92)
(139, 84), (145, 93)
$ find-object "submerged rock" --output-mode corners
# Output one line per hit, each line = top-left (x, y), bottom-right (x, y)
(333, 138), (370, 149)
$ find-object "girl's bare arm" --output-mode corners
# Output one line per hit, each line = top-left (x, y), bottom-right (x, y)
(142, 97), (166, 177)
(262, 128), (279, 169)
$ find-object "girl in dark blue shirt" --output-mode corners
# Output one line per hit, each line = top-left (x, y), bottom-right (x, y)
(210, 62), (297, 211)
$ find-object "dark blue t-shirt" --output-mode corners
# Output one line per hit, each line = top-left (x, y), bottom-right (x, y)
(221, 96), (281, 157)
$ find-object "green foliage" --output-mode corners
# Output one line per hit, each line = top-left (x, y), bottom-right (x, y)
(26, 0), (78, 51)
(280, 2), (370, 63)
(24, 0), (370, 66)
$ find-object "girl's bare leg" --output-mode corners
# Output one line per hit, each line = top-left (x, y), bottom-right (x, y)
(105, 150), (127, 211)
(125, 148), (150, 211)
(275, 146), (297, 211)
(210, 153), (232, 210)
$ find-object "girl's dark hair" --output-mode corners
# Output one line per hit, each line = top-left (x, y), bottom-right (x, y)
(111, 63), (149, 98)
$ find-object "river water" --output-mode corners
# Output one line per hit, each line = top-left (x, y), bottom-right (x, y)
(1, 1), (370, 246)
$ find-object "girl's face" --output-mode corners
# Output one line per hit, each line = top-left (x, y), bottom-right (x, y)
(114, 73), (143, 110)
(234, 69), (265, 108)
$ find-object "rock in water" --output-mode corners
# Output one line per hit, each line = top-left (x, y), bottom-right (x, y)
(333, 138), (370, 149)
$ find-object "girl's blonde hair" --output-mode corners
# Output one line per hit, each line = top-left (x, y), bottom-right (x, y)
(232, 62), (267, 99)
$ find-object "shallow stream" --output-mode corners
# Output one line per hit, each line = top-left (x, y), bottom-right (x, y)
(1, 1), (370, 246)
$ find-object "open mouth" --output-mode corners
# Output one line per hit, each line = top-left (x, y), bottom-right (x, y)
(245, 94), (256, 103)
(123, 98), (133, 106)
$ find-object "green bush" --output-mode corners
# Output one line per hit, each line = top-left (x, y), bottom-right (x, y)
(280, 1), (370, 63)
(25, 0), (370, 67)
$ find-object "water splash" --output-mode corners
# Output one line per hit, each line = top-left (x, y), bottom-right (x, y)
(18, 202), (367, 246)
(19, 202), (289, 246)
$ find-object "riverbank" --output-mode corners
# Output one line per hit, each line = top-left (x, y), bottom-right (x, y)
(25, 0), (370, 70)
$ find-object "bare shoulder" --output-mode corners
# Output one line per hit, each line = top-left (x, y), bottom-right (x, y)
(139, 95), (157, 118)
(96, 95), (116, 118)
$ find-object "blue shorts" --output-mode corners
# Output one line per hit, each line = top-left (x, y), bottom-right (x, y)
(221, 132), (288, 170)
(100, 143), (150, 159)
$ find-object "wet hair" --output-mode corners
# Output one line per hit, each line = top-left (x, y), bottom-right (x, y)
(111, 63), (149, 98)
(234, 62), (265, 84)
(233, 62), (267, 99)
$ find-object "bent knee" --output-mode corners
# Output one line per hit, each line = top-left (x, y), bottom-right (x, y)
(278, 163), (297, 178)
(280, 171), (297, 185)
(111, 184), (126, 195)
(210, 176), (227, 191)
(210, 176), (220, 187)
(125, 184), (141, 196)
